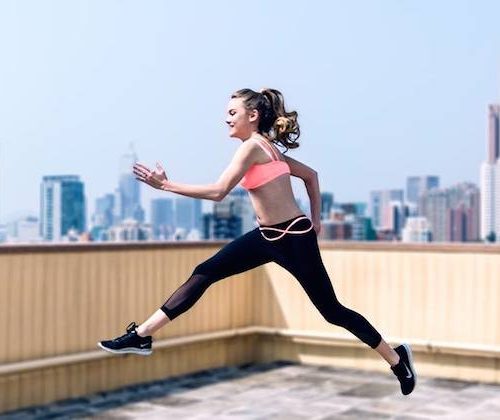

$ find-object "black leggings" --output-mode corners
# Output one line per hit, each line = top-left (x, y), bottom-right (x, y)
(160, 214), (382, 349)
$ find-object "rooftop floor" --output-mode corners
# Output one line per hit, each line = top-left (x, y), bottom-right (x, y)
(2, 361), (500, 419)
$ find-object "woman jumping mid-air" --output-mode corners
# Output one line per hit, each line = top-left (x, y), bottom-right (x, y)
(98, 88), (416, 395)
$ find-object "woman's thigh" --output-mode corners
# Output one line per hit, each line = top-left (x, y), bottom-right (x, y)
(273, 227), (340, 309)
(194, 227), (275, 281)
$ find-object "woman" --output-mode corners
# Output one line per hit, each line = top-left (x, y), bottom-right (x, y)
(98, 88), (416, 396)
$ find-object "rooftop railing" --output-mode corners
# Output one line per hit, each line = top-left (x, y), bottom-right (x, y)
(1, 240), (499, 412)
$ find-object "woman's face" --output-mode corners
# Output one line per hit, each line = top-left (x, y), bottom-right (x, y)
(225, 97), (257, 140)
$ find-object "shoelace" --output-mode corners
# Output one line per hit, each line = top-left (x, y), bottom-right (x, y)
(113, 322), (138, 343)
(391, 360), (411, 379)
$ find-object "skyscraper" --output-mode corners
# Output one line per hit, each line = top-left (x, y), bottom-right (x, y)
(406, 176), (440, 210)
(176, 197), (203, 233)
(420, 183), (480, 242)
(151, 198), (175, 239)
(388, 201), (409, 239)
(320, 192), (334, 220)
(369, 189), (404, 230)
(488, 105), (500, 164)
(447, 183), (480, 242)
(339, 202), (367, 217)
(203, 187), (253, 239)
(92, 194), (115, 229)
(40, 175), (86, 241)
(480, 104), (500, 241)
(118, 144), (144, 223)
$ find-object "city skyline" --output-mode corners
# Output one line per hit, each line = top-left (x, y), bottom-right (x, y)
(1, 1), (500, 223)
(0, 161), (481, 243)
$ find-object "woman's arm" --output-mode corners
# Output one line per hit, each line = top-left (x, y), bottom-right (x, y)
(134, 141), (257, 201)
(161, 180), (222, 201)
(304, 173), (321, 227)
(283, 154), (321, 230)
(162, 141), (256, 201)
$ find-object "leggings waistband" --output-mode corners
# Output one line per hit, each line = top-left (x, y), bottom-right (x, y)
(258, 214), (313, 241)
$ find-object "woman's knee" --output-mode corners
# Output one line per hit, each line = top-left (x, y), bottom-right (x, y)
(192, 261), (216, 278)
(160, 270), (213, 320)
(320, 302), (349, 326)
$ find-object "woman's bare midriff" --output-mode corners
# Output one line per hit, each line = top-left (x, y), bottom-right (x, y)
(248, 176), (304, 226)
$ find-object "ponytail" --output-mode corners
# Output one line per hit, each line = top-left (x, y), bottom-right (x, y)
(260, 88), (300, 151)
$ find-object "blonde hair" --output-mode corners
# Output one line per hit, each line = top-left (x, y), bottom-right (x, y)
(231, 88), (300, 152)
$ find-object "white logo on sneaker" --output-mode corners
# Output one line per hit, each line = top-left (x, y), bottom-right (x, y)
(404, 363), (412, 379)
(140, 343), (149, 348)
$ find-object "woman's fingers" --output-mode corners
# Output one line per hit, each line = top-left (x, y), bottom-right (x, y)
(134, 162), (164, 178)
(133, 166), (149, 177)
(134, 162), (150, 171)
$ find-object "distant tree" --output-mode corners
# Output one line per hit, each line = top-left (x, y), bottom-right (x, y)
(486, 231), (496, 243)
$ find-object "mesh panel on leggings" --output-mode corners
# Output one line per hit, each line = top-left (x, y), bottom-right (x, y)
(160, 273), (211, 320)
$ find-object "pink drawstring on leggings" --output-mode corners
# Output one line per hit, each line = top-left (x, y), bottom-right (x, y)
(258, 215), (313, 241)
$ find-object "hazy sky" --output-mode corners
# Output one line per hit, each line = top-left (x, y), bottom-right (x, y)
(1, 0), (499, 222)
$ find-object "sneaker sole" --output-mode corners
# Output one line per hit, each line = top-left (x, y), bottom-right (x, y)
(97, 342), (152, 356)
(401, 342), (417, 388)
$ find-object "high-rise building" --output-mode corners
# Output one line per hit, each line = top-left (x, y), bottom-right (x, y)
(339, 202), (367, 217)
(447, 183), (480, 242)
(92, 194), (115, 229)
(90, 193), (116, 241)
(0, 225), (6, 243)
(320, 192), (334, 220)
(6, 216), (41, 243)
(228, 187), (255, 233)
(419, 188), (448, 242)
(203, 187), (253, 239)
(318, 219), (352, 240)
(420, 183), (480, 242)
(480, 104), (500, 241)
(205, 203), (241, 240)
(388, 201), (409, 239)
(118, 145), (144, 223)
(40, 175), (86, 241)
(369, 189), (404, 230)
(151, 198), (175, 239)
(487, 104), (500, 164)
(406, 176), (440, 210)
(347, 214), (376, 241)
(108, 219), (152, 241)
(176, 197), (203, 233)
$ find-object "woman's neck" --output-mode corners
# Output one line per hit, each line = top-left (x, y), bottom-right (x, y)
(249, 132), (271, 142)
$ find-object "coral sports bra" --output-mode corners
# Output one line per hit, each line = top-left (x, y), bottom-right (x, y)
(240, 138), (291, 190)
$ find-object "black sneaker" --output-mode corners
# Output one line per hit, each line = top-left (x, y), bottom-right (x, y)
(390, 343), (416, 395)
(97, 322), (152, 356)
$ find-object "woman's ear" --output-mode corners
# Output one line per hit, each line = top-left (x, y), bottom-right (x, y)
(248, 109), (259, 123)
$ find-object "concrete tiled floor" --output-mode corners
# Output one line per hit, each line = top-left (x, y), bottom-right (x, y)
(2, 361), (500, 419)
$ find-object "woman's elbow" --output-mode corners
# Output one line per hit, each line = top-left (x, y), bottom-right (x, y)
(305, 170), (318, 183)
(214, 185), (227, 202)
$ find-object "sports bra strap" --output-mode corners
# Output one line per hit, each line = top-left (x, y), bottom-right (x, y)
(255, 138), (280, 161)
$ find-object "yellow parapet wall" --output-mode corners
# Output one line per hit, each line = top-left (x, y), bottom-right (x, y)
(1, 241), (499, 412)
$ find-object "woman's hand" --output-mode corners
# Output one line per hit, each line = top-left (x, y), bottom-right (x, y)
(133, 162), (168, 190)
